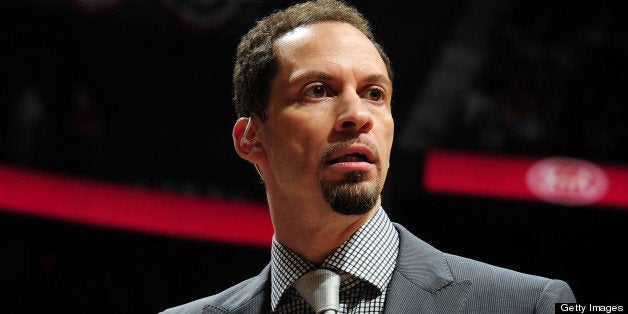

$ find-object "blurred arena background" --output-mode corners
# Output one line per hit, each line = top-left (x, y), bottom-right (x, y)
(1, 0), (626, 312)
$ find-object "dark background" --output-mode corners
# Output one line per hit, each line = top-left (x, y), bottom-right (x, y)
(1, 0), (626, 312)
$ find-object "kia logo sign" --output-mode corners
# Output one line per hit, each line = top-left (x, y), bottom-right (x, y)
(526, 157), (609, 206)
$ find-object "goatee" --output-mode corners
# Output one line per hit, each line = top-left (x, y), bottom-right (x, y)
(320, 171), (379, 215)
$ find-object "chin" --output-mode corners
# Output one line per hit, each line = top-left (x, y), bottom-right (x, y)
(319, 172), (380, 216)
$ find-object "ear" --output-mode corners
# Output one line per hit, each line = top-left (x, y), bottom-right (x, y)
(233, 117), (266, 164)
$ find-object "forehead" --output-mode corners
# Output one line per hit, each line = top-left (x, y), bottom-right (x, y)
(275, 21), (376, 55)
(273, 22), (389, 82)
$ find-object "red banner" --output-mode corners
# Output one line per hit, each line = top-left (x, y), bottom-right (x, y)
(0, 165), (273, 247)
(424, 150), (628, 209)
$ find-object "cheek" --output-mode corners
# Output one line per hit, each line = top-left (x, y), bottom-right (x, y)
(379, 116), (395, 152)
(386, 118), (395, 141)
(376, 119), (394, 174)
(268, 119), (326, 164)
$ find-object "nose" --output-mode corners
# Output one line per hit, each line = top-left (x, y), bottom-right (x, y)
(333, 91), (374, 134)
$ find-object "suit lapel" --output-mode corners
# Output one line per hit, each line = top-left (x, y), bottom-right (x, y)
(384, 224), (471, 313)
(385, 271), (471, 313)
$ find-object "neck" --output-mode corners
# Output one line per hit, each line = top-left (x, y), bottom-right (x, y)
(271, 199), (380, 265)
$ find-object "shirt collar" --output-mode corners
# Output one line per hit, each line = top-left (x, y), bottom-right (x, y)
(270, 207), (399, 310)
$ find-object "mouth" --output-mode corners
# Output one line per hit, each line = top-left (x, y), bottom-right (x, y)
(324, 145), (377, 167)
(326, 152), (373, 165)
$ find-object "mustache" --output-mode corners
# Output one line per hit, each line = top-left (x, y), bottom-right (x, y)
(320, 138), (380, 165)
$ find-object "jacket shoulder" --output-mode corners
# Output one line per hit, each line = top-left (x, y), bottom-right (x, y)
(159, 277), (256, 314)
(392, 222), (575, 312)
(444, 252), (576, 311)
(159, 265), (271, 314)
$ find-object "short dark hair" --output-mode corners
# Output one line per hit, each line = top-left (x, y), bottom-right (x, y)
(233, 0), (393, 120)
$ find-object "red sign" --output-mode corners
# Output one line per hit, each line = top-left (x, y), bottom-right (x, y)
(424, 150), (628, 209)
(526, 157), (608, 206)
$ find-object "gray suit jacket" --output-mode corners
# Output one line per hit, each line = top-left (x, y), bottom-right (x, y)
(161, 223), (576, 313)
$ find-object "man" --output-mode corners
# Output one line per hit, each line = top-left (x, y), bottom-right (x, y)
(161, 0), (576, 313)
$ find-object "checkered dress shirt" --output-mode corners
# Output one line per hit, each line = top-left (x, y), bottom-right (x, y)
(270, 207), (399, 313)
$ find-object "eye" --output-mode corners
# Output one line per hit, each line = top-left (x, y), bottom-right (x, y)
(363, 87), (385, 102)
(303, 83), (329, 99)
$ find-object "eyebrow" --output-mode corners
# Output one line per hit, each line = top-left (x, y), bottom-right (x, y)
(289, 71), (392, 88)
(363, 74), (393, 89)
(289, 71), (334, 85)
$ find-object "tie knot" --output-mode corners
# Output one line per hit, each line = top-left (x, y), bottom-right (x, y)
(293, 269), (341, 314)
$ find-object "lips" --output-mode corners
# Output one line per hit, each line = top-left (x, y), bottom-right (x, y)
(326, 152), (368, 164)
(325, 146), (376, 165)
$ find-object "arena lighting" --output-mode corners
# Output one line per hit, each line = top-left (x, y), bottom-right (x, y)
(424, 150), (628, 209)
(0, 165), (273, 247)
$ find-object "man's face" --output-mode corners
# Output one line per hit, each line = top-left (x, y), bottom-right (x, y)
(257, 21), (394, 215)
